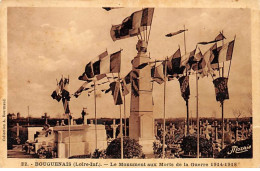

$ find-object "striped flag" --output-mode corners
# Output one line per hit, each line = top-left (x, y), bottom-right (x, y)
(218, 40), (235, 63)
(110, 8), (154, 41)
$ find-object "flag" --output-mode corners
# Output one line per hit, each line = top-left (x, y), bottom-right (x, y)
(181, 48), (196, 67)
(218, 40), (235, 63)
(110, 8), (154, 41)
(198, 32), (225, 45)
(92, 50), (109, 75)
(74, 82), (90, 98)
(102, 7), (122, 11)
(109, 81), (123, 105)
(191, 49), (206, 72)
(213, 77), (229, 102)
(178, 76), (190, 101)
(110, 50), (121, 73)
(186, 48), (198, 70)
(168, 48), (185, 75)
(131, 70), (139, 96)
(85, 62), (94, 78)
(152, 62), (165, 84)
(201, 43), (217, 76)
(62, 78), (71, 101)
(165, 29), (188, 37)
(121, 71), (131, 96)
(78, 73), (93, 82)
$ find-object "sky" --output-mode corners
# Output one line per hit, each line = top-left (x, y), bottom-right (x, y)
(7, 7), (251, 119)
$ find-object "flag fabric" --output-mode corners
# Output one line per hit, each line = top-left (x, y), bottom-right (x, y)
(81, 50), (120, 82)
(110, 50), (121, 73)
(74, 82), (90, 98)
(165, 29), (187, 37)
(62, 78), (71, 101)
(51, 78), (64, 102)
(121, 71), (131, 96)
(168, 48), (185, 75)
(218, 40), (235, 63)
(213, 77), (229, 102)
(201, 43), (217, 76)
(102, 7), (122, 11)
(131, 70), (139, 96)
(191, 49), (206, 72)
(186, 48), (199, 70)
(152, 62), (165, 84)
(178, 76), (190, 101)
(181, 48), (196, 67)
(109, 81), (123, 105)
(110, 8), (154, 41)
(85, 62), (94, 78)
(198, 32), (225, 45)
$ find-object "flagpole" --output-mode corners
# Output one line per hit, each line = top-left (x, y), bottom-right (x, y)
(184, 25), (187, 54)
(118, 72), (123, 159)
(68, 76), (71, 158)
(196, 71), (199, 158)
(162, 57), (167, 159)
(94, 81), (98, 150)
(222, 30), (224, 76)
(221, 100), (224, 149)
(124, 94), (127, 137)
(68, 112), (71, 158)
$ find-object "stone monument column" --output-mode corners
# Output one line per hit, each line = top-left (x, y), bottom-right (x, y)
(129, 40), (154, 155)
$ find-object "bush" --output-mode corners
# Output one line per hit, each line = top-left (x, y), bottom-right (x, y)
(180, 135), (213, 158)
(106, 137), (143, 158)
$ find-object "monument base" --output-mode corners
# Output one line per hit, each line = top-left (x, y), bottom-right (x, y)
(138, 138), (155, 155)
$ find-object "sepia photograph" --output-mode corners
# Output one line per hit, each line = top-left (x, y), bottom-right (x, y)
(1, 0), (259, 168)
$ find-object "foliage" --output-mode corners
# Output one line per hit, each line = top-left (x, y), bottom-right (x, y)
(180, 135), (213, 158)
(106, 137), (143, 158)
(37, 147), (52, 159)
(91, 149), (106, 159)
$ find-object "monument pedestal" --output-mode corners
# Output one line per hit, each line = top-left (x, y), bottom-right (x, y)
(129, 40), (154, 155)
(53, 124), (107, 158)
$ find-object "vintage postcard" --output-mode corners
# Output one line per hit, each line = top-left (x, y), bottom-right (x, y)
(0, 0), (260, 168)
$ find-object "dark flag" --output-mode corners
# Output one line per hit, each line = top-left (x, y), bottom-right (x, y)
(131, 70), (139, 96)
(110, 50), (121, 73)
(168, 48), (185, 75)
(198, 32), (225, 45)
(78, 73), (92, 82)
(218, 40), (235, 62)
(165, 29), (188, 37)
(102, 7), (122, 11)
(213, 77), (229, 102)
(178, 76), (190, 101)
(85, 62), (94, 78)
(109, 81), (123, 105)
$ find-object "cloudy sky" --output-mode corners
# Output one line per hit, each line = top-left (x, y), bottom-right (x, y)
(7, 7), (251, 119)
